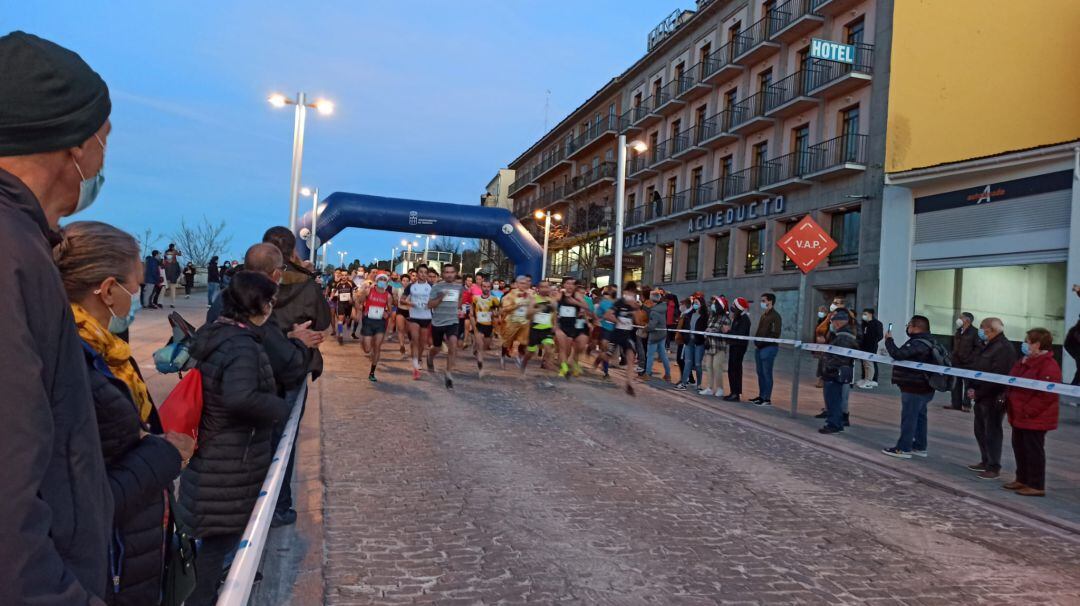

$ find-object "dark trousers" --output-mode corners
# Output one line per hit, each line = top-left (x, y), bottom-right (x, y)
(1011, 428), (1047, 490)
(823, 380), (848, 430)
(727, 347), (746, 396)
(150, 284), (163, 307)
(949, 376), (970, 409)
(186, 533), (241, 606)
(184, 281), (193, 295)
(974, 396), (1006, 472)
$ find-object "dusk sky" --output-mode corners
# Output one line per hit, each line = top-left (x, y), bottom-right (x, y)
(11, 0), (676, 267)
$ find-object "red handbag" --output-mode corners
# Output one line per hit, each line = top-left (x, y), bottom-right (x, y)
(158, 369), (204, 441)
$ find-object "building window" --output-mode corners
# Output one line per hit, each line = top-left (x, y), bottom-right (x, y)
(828, 208), (860, 266)
(758, 68), (773, 93)
(793, 124), (810, 173)
(652, 79), (662, 100)
(694, 104), (708, 140)
(712, 232), (730, 277)
(685, 239), (699, 281)
(753, 141), (768, 188)
(846, 16), (865, 45)
(662, 244), (674, 282)
(720, 155), (734, 197)
(779, 218), (802, 271)
(690, 166), (704, 205)
(841, 105), (861, 161)
(671, 119), (681, 139)
(744, 226), (765, 274)
(634, 92), (643, 107)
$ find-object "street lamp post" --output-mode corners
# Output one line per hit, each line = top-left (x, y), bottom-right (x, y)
(613, 135), (648, 289)
(300, 186), (320, 265)
(337, 250), (348, 268)
(534, 210), (562, 280)
(322, 240), (332, 270)
(390, 246), (399, 273)
(401, 239), (419, 272)
(419, 234), (435, 263)
(268, 91), (335, 232)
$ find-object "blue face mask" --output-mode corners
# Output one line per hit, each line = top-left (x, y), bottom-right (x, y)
(71, 134), (106, 214)
(1020, 341), (1031, 356)
(760, 301), (768, 310)
(977, 328), (988, 341)
(692, 302), (701, 311)
(104, 282), (138, 334)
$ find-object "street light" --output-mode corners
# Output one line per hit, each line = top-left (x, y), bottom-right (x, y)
(417, 233), (435, 263)
(268, 91), (335, 232)
(337, 250), (349, 272)
(401, 239), (419, 272)
(322, 240), (332, 270)
(534, 209), (562, 280)
(299, 186), (320, 265)
(614, 135), (648, 290)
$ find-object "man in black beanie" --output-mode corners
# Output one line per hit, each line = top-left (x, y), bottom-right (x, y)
(0, 31), (114, 605)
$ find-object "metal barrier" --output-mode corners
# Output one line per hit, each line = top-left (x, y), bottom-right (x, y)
(215, 379), (308, 605)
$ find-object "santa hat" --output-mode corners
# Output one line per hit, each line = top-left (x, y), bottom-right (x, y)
(733, 297), (749, 311)
(713, 295), (729, 311)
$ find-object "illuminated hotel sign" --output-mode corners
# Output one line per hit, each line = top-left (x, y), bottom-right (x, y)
(688, 196), (786, 234)
(810, 38), (855, 64)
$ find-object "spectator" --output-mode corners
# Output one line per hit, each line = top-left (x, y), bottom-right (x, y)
(183, 261), (197, 298)
(818, 309), (857, 434)
(1005, 328), (1061, 497)
(1064, 284), (1080, 385)
(0, 30), (114, 605)
(142, 249), (162, 309)
(880, 316), (937, 457)
(700, 296), (730, 397)
(857, 307), (884, 389)
(665, 292), (679, 349)
(163, 242), (182, 308)
(642, 289), (671, 380)
(177, 271), (291, 605)
(947, 311), (979, 410)
(674, 295), (708, 391)
(751, 292), (782, 406)
(814, 297), (846, 388)
(674, 298), (692, 380)
(56, 221), (194, 605)
(206, 255), (221, 307)
(723, 297), (751, 401)
(967, 317), (1017, 480)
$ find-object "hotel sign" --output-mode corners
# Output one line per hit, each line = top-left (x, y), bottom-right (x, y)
(687, 196), (786, 234)
(648, 10), (688, 51)
(623, 230), (654, 249)
(810, 38), (855, 64)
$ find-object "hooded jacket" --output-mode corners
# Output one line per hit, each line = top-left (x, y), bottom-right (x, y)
(646, 300), (669, 343)
(1006, 353), (1061, 432)
(821, 324), (858, 381)
(0, 167), (113, 606)
(272, 261), (331, 380)
(175, 320), (290, 537)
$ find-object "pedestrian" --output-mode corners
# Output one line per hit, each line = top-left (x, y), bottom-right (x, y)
(880, 316), (938, 457)
(55, 221), (195, 605)
(142, 249), (163, 308)
(206, 255), (221, 307)
(674, 298), (692, 380)
(675, 295), (708, 391)
(0, 30), (114, 604)
(665, 292), (679, 350)
(163, 242), (182, 307)
(966, 318), (1018, 480)
(1064, 284), (1080, 385)
(947, 311), (979, 410)
(1005, 328), (1061, 497)
(700, 296), (730, 397)
(642, 288), (672, 380)
(183, 261), (196, 298)
(857, 307), (884, 389)
(177, 271), (291, 605)
(723, 297), (751, 401)
(751, 292), (782, 406)
(818, 309), (857, 434)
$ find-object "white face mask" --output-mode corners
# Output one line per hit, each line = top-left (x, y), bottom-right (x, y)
(862, 314), (870, 322)
(829, 303), (839, 312)
(70, 134), (106, 214)
(955, 318), (964, 328)
(817, 311), (827, 319)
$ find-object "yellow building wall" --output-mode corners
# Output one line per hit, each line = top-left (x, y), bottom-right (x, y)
(886, 0), (1080, 173)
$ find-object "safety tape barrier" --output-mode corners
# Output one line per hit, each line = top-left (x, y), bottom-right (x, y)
(216, 379), (308, 606)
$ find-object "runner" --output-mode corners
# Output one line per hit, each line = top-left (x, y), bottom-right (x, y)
(355, 272), (395, 381)
(472, 279), (500, 378)
(426, 264), (465, 389)
(330, 270), (357, 345)
(458, 281), (473, 351)
(499, 275), (532, 369)
(393, 273), (411, 356)
(554, 277), (591, 378)
(403, 265), (433, 380)
(521, 280), (556, 376)
(593, 286), (617, 379)
(604, 284), (640, 395)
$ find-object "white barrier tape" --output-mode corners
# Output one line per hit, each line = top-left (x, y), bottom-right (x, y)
(667, 328), (800, 346)
(216, 379), (308, 606)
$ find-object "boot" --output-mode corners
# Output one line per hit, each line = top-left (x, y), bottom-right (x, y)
(843, 413), (850, 427)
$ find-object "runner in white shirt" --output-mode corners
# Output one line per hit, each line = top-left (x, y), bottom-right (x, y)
(402, 265), (433, 380)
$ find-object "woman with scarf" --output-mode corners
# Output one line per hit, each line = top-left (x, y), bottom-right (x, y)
(54, 221), (194, 605)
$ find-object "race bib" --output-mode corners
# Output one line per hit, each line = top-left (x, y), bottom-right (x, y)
(477, 311), (492, 324)
(558, 306), (577, 318)
(442, 289), (460, 302)
(367, 306), (385, 320)
(533, 312), (552, 326)
(338, 292), (352, 302)
(412, 295), (429, 309)
(513, 307), (527, 319)
(616, 317), (633, 330)
(575, 318), (587, 329)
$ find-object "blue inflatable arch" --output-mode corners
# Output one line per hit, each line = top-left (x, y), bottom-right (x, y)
(295, 192), (543, 279)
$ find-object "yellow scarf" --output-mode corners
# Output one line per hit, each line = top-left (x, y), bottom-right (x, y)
(71, 303), (153, 422)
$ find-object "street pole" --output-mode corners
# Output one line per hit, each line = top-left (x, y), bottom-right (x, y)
(338, 250), (348, 268)
(541, 212), (551, 280)
(308, 186), (319, 266)
(423, 235), (431, 263)
(287, 92), (307, 232)
(613, 134), (627, 289)
(790, 271), (808, 418)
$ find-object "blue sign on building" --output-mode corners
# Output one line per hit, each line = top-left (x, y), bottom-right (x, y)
(810, 38), (855, 64)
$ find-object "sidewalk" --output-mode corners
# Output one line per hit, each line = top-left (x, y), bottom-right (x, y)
(644, 346), (1080, 531)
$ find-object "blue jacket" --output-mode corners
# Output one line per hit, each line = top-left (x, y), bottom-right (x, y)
(143, 255), (160, 285)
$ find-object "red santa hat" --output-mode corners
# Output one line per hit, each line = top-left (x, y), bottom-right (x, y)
(713, 295), (729, 311)
(733, 297), (749, 311)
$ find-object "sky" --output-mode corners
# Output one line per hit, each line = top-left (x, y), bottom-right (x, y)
(9, 0), (679, 267)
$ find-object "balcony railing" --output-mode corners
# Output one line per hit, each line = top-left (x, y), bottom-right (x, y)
(632, 97), (656, 124)
(569, 161), (617, 194)
(828, 250), (859, 266)
(809, 133), (868, 173)
(672, 182), (714, 213)
(713, 263), (729, 278)
(694, 110), (734, 144)
(652, 79), (681, 112)
(768, 0), (822, 39)
(730, 91), (769, 130)
(807, 43), (875, 91)
(567, 114), (619, 156)
(508, 171), (534, 196)
(732, 16), (774, 60)
(685, 269), (699, 281)
(626, 206), (647, 227)
(534, 183), (568, 208)
(760, 150), (814, 186)
(533, 146), (567, 180)
(671, 133), (693, 156)
(648, 138), (671, 166)
(764, 69), (815, 113)
(726, 165), (765, 197)
(701, 41), (739, 82)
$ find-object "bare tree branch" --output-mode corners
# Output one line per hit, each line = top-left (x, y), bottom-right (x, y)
(137, 228), (163, 258)
(171, 217), (233, 267)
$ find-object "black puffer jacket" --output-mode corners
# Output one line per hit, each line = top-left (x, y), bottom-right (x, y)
(821, 327), (857, 381)
(176, 319), (290, 537)
(83, 343), (182, 606)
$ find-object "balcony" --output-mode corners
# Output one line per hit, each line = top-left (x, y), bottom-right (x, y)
(671, 132), (706, 161)
(627, 153), (657, 178)
(645, 192), (681, 224)
(677, 64), (712, 101)
(700, 42), (744, 85)
(671, 180), (717, 214)
(724, 166), (769, 203)
(531, 146), (571, 183)
(764, 70), (820, 118)
(568, 161), (616, 197)
(806, 133), (868, 181)
(732, 17), (781, 66)
(650, 138), (680, 170)
(729, 91), (774, 135)
(619, 106), (643, 135)
(508, 170), (538, 196)
(694, 110), (739, 149)
(632, 96), (663, 128)
(811, 0), (863, 17)
(534, 183), (570, 212)
(651, 80), (687, 116)
(807, 43), (874, 98)
(566, 115), (619, 159)
(759, 151), (814, 193)
(625, 205), (647, 228)
(768, 0), (824, 43)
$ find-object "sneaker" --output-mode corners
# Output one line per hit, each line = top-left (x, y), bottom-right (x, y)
(869, 381), (879, 388)
(338, 335), (344, 346)
(673, 383), (687, 391)
(1002, 481), (1026, 490)
(351, 333), (359, 340)
(559, 363), (569, 378)
(754, 399), (772, 407)
(855, 379), (870, 389)
(368, 373), (377, 383)
(270, 508), (297, 528)
(814, 410), (828, 419)
(966, 462), (987, 472)
(881, 447), (912, 459)
(571, 362), (583, 377)
(750, 396), (764, 404)
(625, 383), (636, 396)
(819, 425), (843, 434)
(445, 376), (454, 390)
(412, 368), (421, 381)
(977, 470), (1000, 480)
(911, 449), (928, 458)
(698, 388), (714, 396)
(1016, 487), (1046, 497)
(427, 358), (435, 372)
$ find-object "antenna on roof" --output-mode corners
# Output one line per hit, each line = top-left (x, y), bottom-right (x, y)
(543, 89), (551, 133)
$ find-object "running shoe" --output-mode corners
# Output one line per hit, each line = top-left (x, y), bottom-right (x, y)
(625, 384), (635, 396)
(427, 358), (435, 372)
(412, 368), (421, 381)
(445, 376), (454, 390)
(559, 362), (569, 378)
(368, 373), (377, 383)
(571, 362), (583, 377)
(338, 335), (344, 346)
(477, 360), (484, 379)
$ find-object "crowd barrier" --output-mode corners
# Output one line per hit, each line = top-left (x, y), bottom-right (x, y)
(215, 379), (309, 606)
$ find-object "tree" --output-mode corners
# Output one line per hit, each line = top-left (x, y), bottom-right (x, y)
(172, 217), (232, 267)
(431, 236), (463, 255)
(137, 227), (163, 258)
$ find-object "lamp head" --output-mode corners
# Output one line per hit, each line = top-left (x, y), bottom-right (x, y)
(553, 213), (563, 221)
(300, 187), (313, 196)
(314, 99), (335, 115)
(268, 93), (288, 108)
(629, 140), (648, 153)
(534, 210), (545, 220)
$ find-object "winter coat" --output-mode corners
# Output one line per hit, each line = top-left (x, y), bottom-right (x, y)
(273, 261), (332, 380)
(0, 167), (113, 606)
(970, 334), (1018, 401)
(646, 301), (669, 343)
(206, 297), (311, 395)
(176, 320), (290, 538)
(821, 327), (857, 382)
(183, 265), (196, 287)
(754, 308), (782, 349)
(1006, 353), (1061, 432)
(728, 311), (751, 358)
(884, 332), (936, 394)
(951, 324), (980, 368)
(704, 310), (730, 355)
(82, 343), (182, 606)
(1064, 318), (1080, 385)
(859, 318), (884, 354)
(207, 261), (221, 284)
(143, 255), (161, 285)
(683, 307), (709, 346)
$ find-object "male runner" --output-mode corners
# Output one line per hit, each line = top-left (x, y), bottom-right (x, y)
(554, 277), (591, 378)
(500, 275), (532, 368)
(593, 286), (617, 379)
(521, 280), (556, 375)
(403, 265), (433, 380)
(605, 284), (640, 395)
(427, 264), (465, 389)
(355, 273), (395, 381)
(331, 271), (357, 345)
(472, 279), (500, 378)
(393, 274), (411, 355)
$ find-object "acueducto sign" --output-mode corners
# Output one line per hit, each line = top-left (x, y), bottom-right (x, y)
(687, 196), (785, 234)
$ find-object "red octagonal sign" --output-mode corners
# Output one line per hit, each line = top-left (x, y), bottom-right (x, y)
(776, 215), (838, 274)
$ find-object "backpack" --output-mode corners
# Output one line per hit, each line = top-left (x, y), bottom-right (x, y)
(914, 337), (955, 392)
(153, 312), (199, 374)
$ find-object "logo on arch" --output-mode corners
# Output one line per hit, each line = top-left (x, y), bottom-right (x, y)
(408, 211), (418, 226)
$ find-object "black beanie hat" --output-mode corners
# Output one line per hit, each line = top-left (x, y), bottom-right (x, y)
(0, 31), (110, 156)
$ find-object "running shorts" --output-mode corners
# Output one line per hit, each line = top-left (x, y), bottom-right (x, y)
(557, 319), (581, 339)
(361, 317), (386, 336)
(502, 322), (529, 347)
(528, 327), (554, 351)
(337, 303), (353, 317)
(477, 324), (494, 338)
(432, 323), (459, 348)
(609, 329), (633, 351)
(408, 317), (431, 328)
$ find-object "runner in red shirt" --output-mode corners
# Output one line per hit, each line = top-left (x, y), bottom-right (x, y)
(356, 272), (396, 382)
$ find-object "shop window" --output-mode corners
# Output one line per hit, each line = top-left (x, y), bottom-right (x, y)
(914, 264), (1066, 339)
(713, 232), (730, 277)
(828, 208), (860, 266)
(685, 239), (700, 281)
(662, 244), (674, 283)
(743, 226), (765, 275)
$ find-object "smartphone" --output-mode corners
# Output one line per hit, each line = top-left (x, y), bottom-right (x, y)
(887, 322), (894, 332)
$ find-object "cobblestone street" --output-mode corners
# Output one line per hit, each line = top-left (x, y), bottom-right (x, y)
(316, 340), (1080, 605)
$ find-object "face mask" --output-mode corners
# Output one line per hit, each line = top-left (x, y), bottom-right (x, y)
(623, 294), (634, 302)
(693, 302), (701, 311)
(829, 303), (838, 312)
(817, 311), (826, 319)
(977, 328), (987, 341)
(955, 318), (964, 328)
(70, 134), (106, 214)
(104, 282), (138, 334)
(650, 294), (661, 302)
(376, 280), (388, 290)
(1020, 341), (1031, 356)
(828, 324), (836, 333)
(862, 314), (870, 322)
(760, 301), (768, 310)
